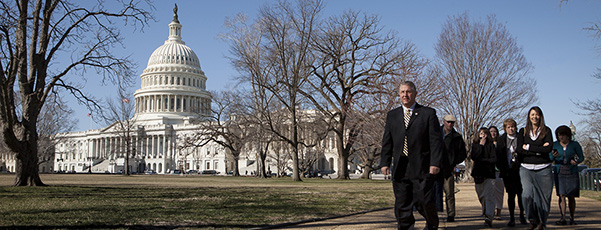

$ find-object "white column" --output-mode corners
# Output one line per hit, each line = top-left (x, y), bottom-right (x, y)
(153, 135), (157, 158)
(100, 138), (104, 158)
(145, 136), (150, 158)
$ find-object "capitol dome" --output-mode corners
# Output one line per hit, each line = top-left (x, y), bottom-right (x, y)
(133, 7), (212, 125)
(146, 41), (201, 68)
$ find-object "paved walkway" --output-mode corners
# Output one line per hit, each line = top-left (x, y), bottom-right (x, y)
(276, 183), (601, 229)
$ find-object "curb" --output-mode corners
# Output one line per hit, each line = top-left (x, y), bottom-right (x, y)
(246, 207), (394, 230)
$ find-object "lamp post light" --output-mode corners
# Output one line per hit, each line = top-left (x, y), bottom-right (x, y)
(569, 121), (577, 141)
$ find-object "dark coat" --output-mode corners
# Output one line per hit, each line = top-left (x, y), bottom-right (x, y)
(441, 127), (467, 178)
(496, 133), (520, 178)
(380, 103), (444, 180)
(471, 141), (497, 180)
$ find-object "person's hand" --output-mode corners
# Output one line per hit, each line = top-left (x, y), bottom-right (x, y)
(543, 142), (550, 147)
(381, 166), (390, 175)
(571, 160), (578, 165)
(522, 144), (528, 150)
(552, 149), (559, 158)
(429, 166), (440, 175)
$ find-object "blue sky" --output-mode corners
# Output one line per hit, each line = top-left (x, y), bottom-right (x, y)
(71, 0), (601, 138)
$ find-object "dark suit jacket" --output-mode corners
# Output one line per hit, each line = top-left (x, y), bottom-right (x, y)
(379, 103), (444, 180)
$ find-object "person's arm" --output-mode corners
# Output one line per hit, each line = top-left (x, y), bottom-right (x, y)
(549, 142), (559, 161)
(380, 113), (393, 175)
(453, 137), (467, 166)
(471, 142), (482, 161)
(481, 143), (497, 164)
(428, 110), (443, 174)
(495, 142), (508, 173)
(574, 142), (585, 165)
(527, 127), (553, 154)
(516, 128), (526, 155)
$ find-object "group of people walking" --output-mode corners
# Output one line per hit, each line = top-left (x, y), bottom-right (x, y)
(380, 81), (585, 230)
(468, 106), (585, 230)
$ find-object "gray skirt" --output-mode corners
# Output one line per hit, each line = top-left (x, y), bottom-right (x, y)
(555, 172), (580, 197)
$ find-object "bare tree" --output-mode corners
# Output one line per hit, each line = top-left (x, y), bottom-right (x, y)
(37, 93), (77, 169)
(269, 141), (293, 177)
(578, 119), (601, 168)
(193, 90), (255, 177)
(574, 3), (601, 168)
(223, 0), (325, 181)
(247, 113), (276, 179)
(0, 0), (152, 186)
(175, 134), (198, 174)
(434, 13), (537, 177)
(347, 93), (394, 179)
(0, 93), (75, 172)
(305, 10), (430, 179)
(574, 77), (601, 168)
(99, 90), (136, 175)
(298, 146), (320, 177)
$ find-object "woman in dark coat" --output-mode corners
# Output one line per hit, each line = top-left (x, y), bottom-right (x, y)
(471, 127), (497, 227)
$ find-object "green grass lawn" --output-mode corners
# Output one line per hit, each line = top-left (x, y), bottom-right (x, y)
(581, 190), (601, 201)
(0, 174), (394, 229)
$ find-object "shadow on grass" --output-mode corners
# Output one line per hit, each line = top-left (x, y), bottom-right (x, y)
(0, 224), (260, 229)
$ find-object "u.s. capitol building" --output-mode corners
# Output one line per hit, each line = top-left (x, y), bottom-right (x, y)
(48, 8), (343, 176)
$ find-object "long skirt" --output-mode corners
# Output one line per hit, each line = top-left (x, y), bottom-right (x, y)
(555, 172), (580, 197)
(475, 178), (495, 219)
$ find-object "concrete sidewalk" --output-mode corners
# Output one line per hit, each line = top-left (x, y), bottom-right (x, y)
(276, 183), (601, 229)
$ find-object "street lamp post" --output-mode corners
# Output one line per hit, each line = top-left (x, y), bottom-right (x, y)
(569, 121), (577, 141)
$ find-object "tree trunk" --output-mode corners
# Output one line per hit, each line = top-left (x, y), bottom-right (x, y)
(13, 131), (45, 186)
(360, 159), (375, 179)
(336, 130), (350, 179)
(124, 138), (130, 176)
(291, 145), (302, 181)
(255, 150), (267, 178)
(360, 148), (378, 179)
(232, 154), (241, 176)
(337, 151), (350, 179)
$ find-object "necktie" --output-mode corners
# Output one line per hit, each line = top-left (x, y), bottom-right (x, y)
(403, 109), (411, 156)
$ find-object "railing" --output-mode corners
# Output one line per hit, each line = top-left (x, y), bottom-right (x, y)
(580, 172), (600, 191)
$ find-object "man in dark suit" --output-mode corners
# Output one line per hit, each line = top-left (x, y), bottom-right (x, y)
(380, 81), (444, 230)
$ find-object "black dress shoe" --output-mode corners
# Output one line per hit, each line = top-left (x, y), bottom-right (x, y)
(520, 216), (528, 224)
(485, 218), (493, 227)
(507, 219), (515, 227)
(447, 216), (455, 222)
(527, 223), (537, 230)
